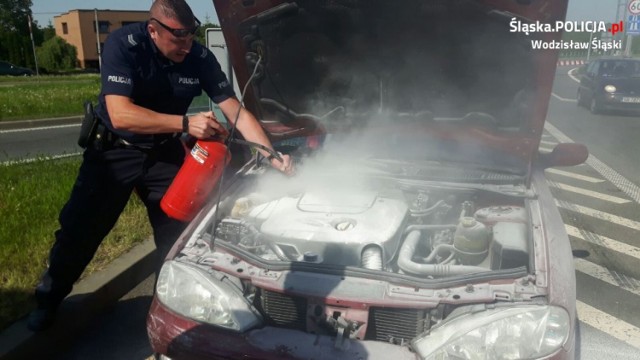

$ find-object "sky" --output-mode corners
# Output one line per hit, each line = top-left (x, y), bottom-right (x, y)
(31, 0), (621, 28)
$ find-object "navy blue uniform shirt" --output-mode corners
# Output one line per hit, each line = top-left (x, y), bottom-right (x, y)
(94, 22), (235, 145)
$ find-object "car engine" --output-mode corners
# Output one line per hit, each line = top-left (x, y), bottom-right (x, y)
(210, 177), (530, 276)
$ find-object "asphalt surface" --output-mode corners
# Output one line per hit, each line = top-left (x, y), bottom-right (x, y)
(0, 116), (82, 131)
(0, 237), (157, 360)
(52, 275), (156, 360)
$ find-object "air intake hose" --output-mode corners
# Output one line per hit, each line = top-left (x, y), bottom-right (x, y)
(398, 230), (489, 276)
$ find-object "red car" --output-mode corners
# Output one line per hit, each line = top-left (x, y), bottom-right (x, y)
(148, 1), (587, 359)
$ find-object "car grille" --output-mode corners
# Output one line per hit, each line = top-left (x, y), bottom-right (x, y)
(258, 290), (430, 343)
(366, 307), (430, 344)
(259, 290), (308, 330)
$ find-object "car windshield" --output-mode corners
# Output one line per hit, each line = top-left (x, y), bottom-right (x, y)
(599, 60), (640, 77)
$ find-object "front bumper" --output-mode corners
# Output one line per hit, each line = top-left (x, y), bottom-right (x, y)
(598, 93), (640, 112)
(147, 297), (575, 360)
(147, 297), (418, 360)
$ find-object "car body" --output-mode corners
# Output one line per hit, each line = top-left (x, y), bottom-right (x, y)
(147, 1), (588, 359)
(0, 60), (34, 76)
(577, 57), (640, 114)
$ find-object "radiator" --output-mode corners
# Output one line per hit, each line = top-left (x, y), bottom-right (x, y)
(258, 290), (430, 344)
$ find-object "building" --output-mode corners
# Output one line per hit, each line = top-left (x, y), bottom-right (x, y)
(54, 10), (148, 69)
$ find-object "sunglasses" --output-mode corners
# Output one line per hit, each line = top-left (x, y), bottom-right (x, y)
(150, 17), (200, 38)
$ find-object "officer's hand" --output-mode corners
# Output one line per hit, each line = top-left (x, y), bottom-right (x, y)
(269, 153), (295, 176)
(187, 112), (228, 139)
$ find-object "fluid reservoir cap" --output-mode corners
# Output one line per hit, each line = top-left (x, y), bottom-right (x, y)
(231, 197), (252, 218)
(461, 217), (477, 227)
(303, 252), (319, 262)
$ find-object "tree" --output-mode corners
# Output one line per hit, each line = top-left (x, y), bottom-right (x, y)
(41, 24), (55, 42)
(0, 0), (34, 67)
(36, 36), (77, 72)
(0, 0), (31, 32)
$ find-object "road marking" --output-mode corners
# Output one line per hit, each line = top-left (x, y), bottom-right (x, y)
(568, 68), (580, 83)
(577, 300), (640, 350)
(576, 262), (640, 306)
(0, 123), (80, 134)
(546, 122), (640, 204)
(566, 224), (640, 261)
(546, 168), (604, 183)
(574, 258), (640, 297)
(0, 152), (82, 166)
(556, 199), (640, 231)
(539, 145), (554, 152)
(551, 92), (577, 102)
(540, 140), (557, 146)
(550, 182), (631, 204)
(551, 70), (640, 350)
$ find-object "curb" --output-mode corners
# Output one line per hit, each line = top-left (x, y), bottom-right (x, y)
(557, 59), (587, 67)
(0, 116), (82, 131)
(0, 238), (157, 360)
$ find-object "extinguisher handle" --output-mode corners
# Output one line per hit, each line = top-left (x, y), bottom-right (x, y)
(266, 152), (284, 163)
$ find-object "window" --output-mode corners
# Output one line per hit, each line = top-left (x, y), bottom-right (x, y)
(121, 21), (138, 26)
(62, 22), (68, 34)
(94, 21), (110, 33)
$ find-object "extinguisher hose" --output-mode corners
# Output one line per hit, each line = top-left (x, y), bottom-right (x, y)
(210, 55), (266, 247)
(228, 138), (283, 162)
(223, 53), (282, 163)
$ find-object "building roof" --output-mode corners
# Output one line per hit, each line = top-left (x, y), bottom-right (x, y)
(54, 9), (148, 18)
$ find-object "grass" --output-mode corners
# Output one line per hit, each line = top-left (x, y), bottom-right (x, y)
(0, 74), (213, 121)
(0, 74), (214, 330)
(0, 75), (101, 121)
(0, 157), (151, 331)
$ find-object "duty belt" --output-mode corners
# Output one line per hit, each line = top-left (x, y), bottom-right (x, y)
(94, 122), (180, 152)
(115, 136), (180, 152)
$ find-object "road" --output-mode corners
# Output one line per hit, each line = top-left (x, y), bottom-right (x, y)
(52, 275), (156, 360)
(5, 67), (640, 359)
(0, 122), (82, 163)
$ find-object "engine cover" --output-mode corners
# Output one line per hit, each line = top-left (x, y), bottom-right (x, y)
(248, 188), (408, 266)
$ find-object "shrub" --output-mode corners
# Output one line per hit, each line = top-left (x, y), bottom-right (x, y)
(36, 36), (78, 72)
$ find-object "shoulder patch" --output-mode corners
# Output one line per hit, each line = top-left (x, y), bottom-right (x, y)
(128, 34), (138, 47)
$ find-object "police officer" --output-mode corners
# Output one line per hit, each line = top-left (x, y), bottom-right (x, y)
(27, 0), (293, 331)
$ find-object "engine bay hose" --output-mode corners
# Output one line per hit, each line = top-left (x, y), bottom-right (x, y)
(361, 246), (383, 270)
(398, 230), (488, 276)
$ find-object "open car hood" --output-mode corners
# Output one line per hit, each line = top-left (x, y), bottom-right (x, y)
(212, 0), (568, 181)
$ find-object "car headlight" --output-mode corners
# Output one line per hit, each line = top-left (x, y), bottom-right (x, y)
(156, 260), (262, 331)
(604, 85), (616, 93)
(412, 305), (570, 360)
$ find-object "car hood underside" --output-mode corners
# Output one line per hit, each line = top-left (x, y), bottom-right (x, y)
(213, 0), (568, 177)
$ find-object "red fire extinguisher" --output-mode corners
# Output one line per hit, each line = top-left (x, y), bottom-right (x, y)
(161, 138), (230, 222)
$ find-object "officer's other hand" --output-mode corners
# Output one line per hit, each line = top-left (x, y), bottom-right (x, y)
(188, 112), (228, 139)
(270, 153), (295, 176)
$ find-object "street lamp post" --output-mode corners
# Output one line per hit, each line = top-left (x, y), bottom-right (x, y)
(27, 14), (40, 76)
(625, 2), (633, 56)
(95, 9), (102, 72)
(587, 31), (594, 62)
